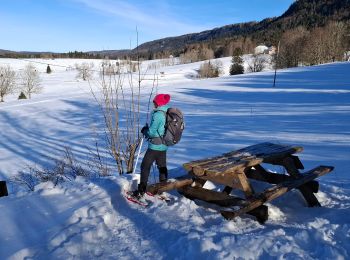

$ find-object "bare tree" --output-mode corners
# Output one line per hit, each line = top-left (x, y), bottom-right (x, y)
(198, 60), (221, 78)
(21, 63), (42, 99)
(304, 21), (347, 65)
(91, 57), (149, 175)
(179, 45), (215, 64)
(278, 26), (309, 68)
(75, 62), (94, 81)
(247, 54), (267, 73)
(0, 65), (16, 102)
(101, 60), (119, 76)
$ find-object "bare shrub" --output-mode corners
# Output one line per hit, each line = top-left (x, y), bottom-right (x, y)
(147, 62), (160, 71)
(198, 60), (221, 78)
(101, 60), (119, 76)
(0, 65), (16, 102)
(91, 59), (146, 174)
(21, 63), (42, 99)
(75, 62), (94, 80)
(247, 54), (267, 73)
(86, 134), (112, 177)
(13, 147), (90, 191)
(11, 169), (38, 191)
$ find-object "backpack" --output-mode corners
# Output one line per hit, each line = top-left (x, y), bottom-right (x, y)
(158, 108), (185, 146)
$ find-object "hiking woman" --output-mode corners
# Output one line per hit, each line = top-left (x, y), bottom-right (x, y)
(131, 93), (171, 199)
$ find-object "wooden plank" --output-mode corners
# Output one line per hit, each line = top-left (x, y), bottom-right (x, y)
(194, 172), (243, 190)
(238, 142), (303, 157)
(192, 158), (262, 177)
(220, 166), (333, 220)
(246, 165), (319, 193)
(0, 181), (8, 197)
(182, 143), (270, 171)
(184, 143), (302, 175)
(183, 153), (235, 171)
(146, 175), (194, 194)
(191, 157), (243, 175)
(186, 153), (256, 173)
(178, 186), (268, 224)
(178, 186), (246, 207)
(202, 158), (262, 176)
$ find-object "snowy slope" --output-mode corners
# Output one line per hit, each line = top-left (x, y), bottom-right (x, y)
(0, 58), (350, 259)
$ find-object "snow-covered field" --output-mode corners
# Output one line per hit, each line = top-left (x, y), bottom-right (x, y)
(0, 57), (349, 259)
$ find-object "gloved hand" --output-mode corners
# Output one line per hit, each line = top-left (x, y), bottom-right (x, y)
(141, 124), (149, 136)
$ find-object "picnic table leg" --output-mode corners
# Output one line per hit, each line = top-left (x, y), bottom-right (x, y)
(236, 170), (255, 198)
(282, 157), (321, 207)
(224, 170), (268, 223)
(192, 178), (207, 188)
(222, 186), (233, 195)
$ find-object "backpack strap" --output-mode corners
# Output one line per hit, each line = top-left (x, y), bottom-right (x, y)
(154, 109), (166, 117)
(150, 109), (167, 145)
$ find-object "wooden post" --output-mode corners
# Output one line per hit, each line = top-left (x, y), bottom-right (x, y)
(0, 181), (8, 197)
(236, 170), (255, 198)
(192, 178), (207, 188)
(282, 157), (321, 207)
(273, 41), (280, 87)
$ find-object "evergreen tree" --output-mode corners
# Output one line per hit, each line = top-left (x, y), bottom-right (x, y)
(46, 65), (52, 74)
(229, 48), (244, 75)
(18, 91), (27, 99)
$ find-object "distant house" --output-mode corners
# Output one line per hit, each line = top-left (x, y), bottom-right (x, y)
(268, 46), (277, 55)
(254, 45), (269, 55)
(254, 45), (277, 55)
(344, 51), (350, 61)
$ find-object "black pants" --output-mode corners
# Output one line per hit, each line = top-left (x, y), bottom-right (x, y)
(139, 149), (168, 191)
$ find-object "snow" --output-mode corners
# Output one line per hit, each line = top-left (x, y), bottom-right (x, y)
(0, 57), (350, 259)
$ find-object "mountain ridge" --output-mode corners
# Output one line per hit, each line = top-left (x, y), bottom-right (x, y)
(1, 0), (349, 58)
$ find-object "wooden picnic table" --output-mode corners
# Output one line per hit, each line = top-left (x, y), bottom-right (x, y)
(147, 142), (333, 224)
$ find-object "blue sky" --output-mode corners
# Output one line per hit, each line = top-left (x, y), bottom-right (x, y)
(1, 0), (294, 52)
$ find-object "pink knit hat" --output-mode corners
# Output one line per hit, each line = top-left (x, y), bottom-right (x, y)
(153, 94), (170, 107)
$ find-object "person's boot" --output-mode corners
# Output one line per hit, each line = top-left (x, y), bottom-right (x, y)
(130, 182), (145, 197)
(159, 167), (168, 183)
(138, 182), (147, 195)
(128, 182), (147, 204)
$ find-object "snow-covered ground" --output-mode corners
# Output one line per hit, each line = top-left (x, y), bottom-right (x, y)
(0, 57), (349, 259)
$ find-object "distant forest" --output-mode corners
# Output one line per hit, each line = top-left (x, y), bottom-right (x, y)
(1, 0), (349, 69)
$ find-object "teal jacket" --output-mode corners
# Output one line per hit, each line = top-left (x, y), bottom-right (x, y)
(145, 105), (169, 151)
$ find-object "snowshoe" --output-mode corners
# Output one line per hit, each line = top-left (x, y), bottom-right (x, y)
(125, 190), (150, 207)
(146, 192), (173, 203)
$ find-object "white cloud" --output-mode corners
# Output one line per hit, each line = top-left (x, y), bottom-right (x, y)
(70, 0), (207, 37)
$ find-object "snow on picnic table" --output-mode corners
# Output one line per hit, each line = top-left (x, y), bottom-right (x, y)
(0, 58), (350, 259)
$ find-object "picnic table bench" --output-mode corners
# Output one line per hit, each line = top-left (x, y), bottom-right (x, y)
(147, 142), (333, 224)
